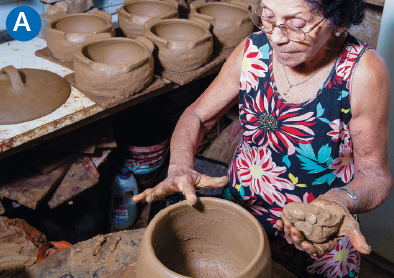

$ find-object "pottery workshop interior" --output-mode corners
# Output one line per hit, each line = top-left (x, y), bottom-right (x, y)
(1, 0), (394, 277)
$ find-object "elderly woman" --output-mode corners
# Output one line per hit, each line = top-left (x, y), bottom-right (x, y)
(134, 0), (392, 276)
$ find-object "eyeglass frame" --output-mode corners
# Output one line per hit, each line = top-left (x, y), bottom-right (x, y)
(250, 5), (326, 42)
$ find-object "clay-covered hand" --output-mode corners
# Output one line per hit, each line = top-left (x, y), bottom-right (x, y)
(133, 164), (229, 206)
(276, 199), (371, 258)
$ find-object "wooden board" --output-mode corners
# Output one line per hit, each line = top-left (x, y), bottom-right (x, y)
(0, 162), (71, 210)
(11, 151), (77, 174)
(35, 47), (74, 70)
(48, 161), (99, 209)
(64, 74), (167, 109)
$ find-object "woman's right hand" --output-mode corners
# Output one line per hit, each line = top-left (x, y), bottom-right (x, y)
(132, 164), (229, 206)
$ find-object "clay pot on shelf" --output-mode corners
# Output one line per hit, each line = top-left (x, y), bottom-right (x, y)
(189, 0), (254, 49)
(136, 197), (271, 277)
(144, 18), (213, 72)
(117, 0), (179, 39)
(73, 34), (154, 98)
(45, 10), (115, 63)
(0, 66), (71, 125)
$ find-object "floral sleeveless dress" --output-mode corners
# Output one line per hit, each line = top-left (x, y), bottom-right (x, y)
(222, 32), (372, 278)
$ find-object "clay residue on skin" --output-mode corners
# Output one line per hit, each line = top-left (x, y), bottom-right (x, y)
(281, 202), (342, 243)
(137, 198), (271, 277)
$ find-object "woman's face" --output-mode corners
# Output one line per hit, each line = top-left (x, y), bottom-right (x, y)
(261, 0), (332, 67)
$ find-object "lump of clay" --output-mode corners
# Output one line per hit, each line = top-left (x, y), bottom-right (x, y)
(281, 202), (343, 243)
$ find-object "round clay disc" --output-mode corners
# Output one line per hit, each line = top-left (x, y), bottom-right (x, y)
(0, 66), (71, 125)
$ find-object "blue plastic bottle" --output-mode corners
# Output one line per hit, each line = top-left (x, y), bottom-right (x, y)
(110, 167), (139, 230)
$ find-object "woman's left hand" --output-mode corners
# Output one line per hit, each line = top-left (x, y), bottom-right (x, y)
(276, 198), (371, 258)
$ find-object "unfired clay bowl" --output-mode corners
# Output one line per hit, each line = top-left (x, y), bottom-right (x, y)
(189, 0), (254, 49)
(117, 0), (179, 39)
(73, 34), (154, 98)
(45, 10), (115, 63)
(136, 197), (271, 277)
(144, 18), (213, 72)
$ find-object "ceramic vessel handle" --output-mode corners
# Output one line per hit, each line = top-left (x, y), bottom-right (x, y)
(136, 36), (155, 53)
(94, 10), (112, 21)
(117, 7), (132, 19)
(47, 11), (66, 24)
(85, 33), (112, 44)
(0, 66), (25, 94)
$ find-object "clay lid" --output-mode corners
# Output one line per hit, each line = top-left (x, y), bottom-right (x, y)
(0, 66), (71, 125)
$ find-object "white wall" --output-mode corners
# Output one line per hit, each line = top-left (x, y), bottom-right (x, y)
(361, 0), (394, 263)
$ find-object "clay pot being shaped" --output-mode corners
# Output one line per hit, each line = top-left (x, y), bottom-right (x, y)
(117, 0), (179, 39)
(0, 66), (71, 125)
(73, 34), (154, 98)
(136, 197), (271, 277)
(45, 10), (115, 63)
(189, 0), (254, 49)
(144, 18), (213, 72)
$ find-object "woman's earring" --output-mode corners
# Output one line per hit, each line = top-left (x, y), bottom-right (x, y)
(335, 32), (341, 37)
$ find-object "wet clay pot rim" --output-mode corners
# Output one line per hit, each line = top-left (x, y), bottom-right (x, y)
(190, 0), (251, 23)
(140, 197), (269, 277)
(47, 11), (114, 35)
(73, 36), (154, 71)
(118, 0), (178, 20)
(144, 18), (212, 47)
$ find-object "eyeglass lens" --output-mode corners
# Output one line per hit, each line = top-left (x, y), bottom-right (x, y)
(250, 7), (307, 42)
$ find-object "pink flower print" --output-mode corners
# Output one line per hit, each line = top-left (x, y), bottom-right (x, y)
(240, 38), (268, 93)
(307, 237), (360, 277)
(236, 142), (294, 206)
(336, 41), (367, 89)
(327, 119), (350, 143)
(329, 140), (354, 183)
(237, 195), (269, 216)
(242, 87), (315, 155)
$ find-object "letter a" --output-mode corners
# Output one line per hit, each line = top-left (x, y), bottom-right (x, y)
(13, 12), (31, 31)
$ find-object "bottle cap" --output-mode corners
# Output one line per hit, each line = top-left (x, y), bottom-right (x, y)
(119, 167), (131, 179)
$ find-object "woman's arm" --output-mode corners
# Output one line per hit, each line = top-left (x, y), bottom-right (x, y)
(133, 38), (247, 205)
(321, 49), (393, 213)
(277, 49), (393, 257)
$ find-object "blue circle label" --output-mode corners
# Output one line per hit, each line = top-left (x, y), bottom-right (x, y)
(6, 7), (41, 42)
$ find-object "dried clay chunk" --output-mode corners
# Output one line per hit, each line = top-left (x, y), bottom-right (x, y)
(281, 202), (343, 243)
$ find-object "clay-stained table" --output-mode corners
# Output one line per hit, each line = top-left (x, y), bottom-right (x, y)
(0, 38), (185, 160)
(20, 228), (296, 278)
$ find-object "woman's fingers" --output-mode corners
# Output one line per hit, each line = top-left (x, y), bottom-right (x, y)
(345, 226), (372, 254)
(275, 220), (284, 231)
(195, 175), (229, 189)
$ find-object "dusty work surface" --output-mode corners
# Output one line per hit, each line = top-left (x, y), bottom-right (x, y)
(20, 228), (295, 278)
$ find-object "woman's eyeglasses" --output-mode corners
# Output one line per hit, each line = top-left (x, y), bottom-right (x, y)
(250, 6), (325, 42)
